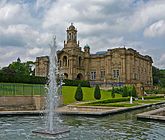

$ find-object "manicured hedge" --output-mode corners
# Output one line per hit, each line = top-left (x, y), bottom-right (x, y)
(0, 74), (47, 84)
(0, 73), (90, 86)
(87, 97), (130, 105)
(63, 79), (90, 87)
(143, 96), (163, 99)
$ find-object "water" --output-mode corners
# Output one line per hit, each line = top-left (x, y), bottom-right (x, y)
(0, 106), (165, 140)
(45, 36), (59, 132)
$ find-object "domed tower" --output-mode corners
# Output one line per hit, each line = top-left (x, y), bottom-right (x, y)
(64, 23), (79, 48)
(84, 44), (90, 57)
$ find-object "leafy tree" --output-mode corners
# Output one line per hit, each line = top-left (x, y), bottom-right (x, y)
(75, 84), (83, 101)
(152, 66), (160, 85)
(94, 84), (101, 100)
(122, 86), (128, 97)
(111, 87), (115, 98)
(152, 66), (165, 87)
(132, 86), (137, 97)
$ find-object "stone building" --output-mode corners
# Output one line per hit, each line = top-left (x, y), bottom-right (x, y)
(35, 24), (153, 86)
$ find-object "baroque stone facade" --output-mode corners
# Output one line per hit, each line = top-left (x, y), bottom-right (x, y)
(35, 24), (153, 86)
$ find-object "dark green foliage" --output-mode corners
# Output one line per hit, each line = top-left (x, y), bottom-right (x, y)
(0, 59), (41, 84)
(122, 86), (128, 97)
(152, 66), (165, 87)
(87, 97), (130, 105)
(111, 87), (115, 98)
(113, 87), (123, 94)
(0, 74), (47, 84)
(63, 79), (90, 87)
(94, 84), (101, 100)
(132, 86), (137, 97)
(152, 66), (160, 85)
(75, 84), (83, 101)
(145, 89), (159, 94)
(144, 96), (163, 99)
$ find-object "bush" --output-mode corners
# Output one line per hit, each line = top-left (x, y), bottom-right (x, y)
(122, 86), (128, 97)
(144, 96), (163, 99)
(113, 87), (123, 94)
(75, 84), (83, 101)
(111, 87), (115, 98)
(132, 86), (137, 97)
(0, 73), (47, 84)
(94, 84), (101, 100)
(63, 79), (90, 87)
(87, 97), (130, 105)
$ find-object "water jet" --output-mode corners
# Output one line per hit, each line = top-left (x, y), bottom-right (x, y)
(32, 36), (69, 137)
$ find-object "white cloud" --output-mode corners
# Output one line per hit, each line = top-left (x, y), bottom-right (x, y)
(0, 0), (165, 69)
(28, 47), (44, 55)
(157, 53), (165, 69)
(144, 20), (165, 37)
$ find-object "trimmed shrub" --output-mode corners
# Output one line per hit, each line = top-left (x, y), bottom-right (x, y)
(63, 79), (90, 87)
(144, 96), (163, 99)
(75, 84), (83, 101)
(0, 74), (47, 84)
(132, 86), (137, 97)
(87, 97), (130, 105)
(122, 86), (128, 97)
(94, 84), (101, 100)
(111, 87), (115, 98)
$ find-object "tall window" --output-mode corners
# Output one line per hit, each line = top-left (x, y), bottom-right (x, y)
(90, 71), (96, 80)
(100, 70), (105, 80)
(78, 56), (81, 67)
(113, 69), (120, 78)
(63, 56), (67, 66)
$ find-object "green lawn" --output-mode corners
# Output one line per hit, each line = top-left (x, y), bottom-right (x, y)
(2, 83), (163, 106)
(62, 86), (122, 104)
(83, 99), (165, 107)
(0, 83), (122, 105)
(0, 83), (45, 96)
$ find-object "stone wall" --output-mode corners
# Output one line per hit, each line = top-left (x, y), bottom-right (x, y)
(0, 96), (45, 110)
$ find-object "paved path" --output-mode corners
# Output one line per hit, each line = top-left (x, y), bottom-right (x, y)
(0, 101), (165, 117)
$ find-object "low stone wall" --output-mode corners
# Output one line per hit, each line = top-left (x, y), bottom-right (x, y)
(0, 96), (45, 110)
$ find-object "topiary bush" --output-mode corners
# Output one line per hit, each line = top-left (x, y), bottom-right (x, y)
(75, 84), (83, 101)
(94, 84), (101, 100)
(111, 87), (115, 98)
(86, 97), (130, 105)
(132, 86), (137, 97)
(122, 86), (128, 97)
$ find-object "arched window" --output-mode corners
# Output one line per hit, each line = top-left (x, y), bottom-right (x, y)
(64, 73), (68, 79)
(63, 56), (67, 67)
(77, 73), (83, 80)
(69, 33), (71, 40)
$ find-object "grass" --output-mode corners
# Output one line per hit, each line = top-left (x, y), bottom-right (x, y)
(1, 83), (164, 106)
(0, 83), (45, 96)
(62, 86), (122, 104)
(82, 98), (165, 107)
(0, 83), (122, 105)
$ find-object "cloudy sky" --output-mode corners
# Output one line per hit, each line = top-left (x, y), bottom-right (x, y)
(0, 0), (165, 69)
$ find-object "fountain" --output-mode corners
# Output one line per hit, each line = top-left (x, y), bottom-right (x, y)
(130, 96), (133, 104)
(32, 36), (69, 136)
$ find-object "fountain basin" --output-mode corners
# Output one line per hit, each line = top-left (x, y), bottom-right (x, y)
(137, 107), (165, 122)
(32, 128), (70, 137)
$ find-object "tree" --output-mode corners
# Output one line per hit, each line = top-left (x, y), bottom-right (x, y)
(111, 87), (115, 98)
(152, 66), (160, 85)
(75, 84), (83, 101)
(122, 86), (128, 97)
(132, 86), (137, 97)
(94, 84), (101, 100)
